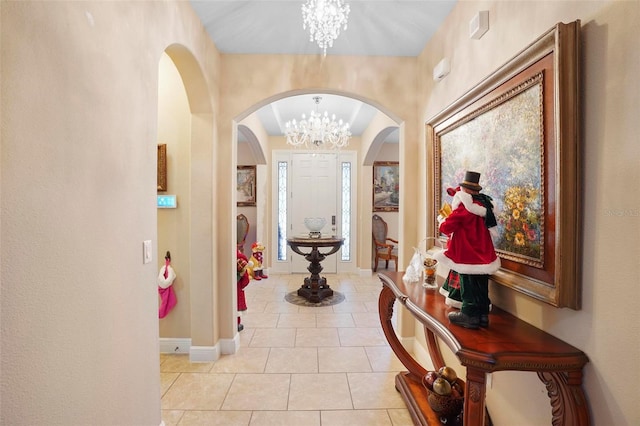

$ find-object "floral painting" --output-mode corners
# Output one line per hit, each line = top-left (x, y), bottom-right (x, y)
(497, 185), (542, 262)
(439, 76), (544, 267)
(430, 22), (581, 309)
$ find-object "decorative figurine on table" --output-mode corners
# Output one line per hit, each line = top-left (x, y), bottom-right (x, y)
(434, 171), (500, 329)
(423, 257), (438, 289)
(158, 251), (177, 319)
(236, 249), (252, 332)
(248, 241), (268, 280)
(437, 186), (463, 308)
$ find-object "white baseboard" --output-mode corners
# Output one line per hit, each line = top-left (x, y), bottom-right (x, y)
(159, 337), (191, 354)
(399, 335), (415, 354)
(359, 268), (373, 276)
(411, 336), (436, 370)
(160, 337), (240, 360)
(219, 335), (240, 355)
(190, 345), (220, 362)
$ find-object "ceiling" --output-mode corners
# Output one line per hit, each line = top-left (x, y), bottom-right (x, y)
(189, 1), (457, 142)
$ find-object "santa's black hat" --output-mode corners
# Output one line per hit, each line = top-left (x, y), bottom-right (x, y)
(459, 171), (482, 191)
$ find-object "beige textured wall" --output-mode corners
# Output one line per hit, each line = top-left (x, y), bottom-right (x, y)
(1, 1), (219, 424)
(237, 141), (258, 255)
(157, 53), (192, 339)
(417, 1), (639, 424)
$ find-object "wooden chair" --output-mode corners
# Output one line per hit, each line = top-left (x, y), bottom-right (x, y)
(372, 214), (398, 272)
(237, 214), (250, 254)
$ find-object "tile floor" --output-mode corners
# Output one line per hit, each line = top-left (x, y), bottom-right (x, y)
(160, 272), (413, 425)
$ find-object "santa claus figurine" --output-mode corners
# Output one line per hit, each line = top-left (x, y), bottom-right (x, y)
(158, 251), (177, 319)
(248, 242), (268, 280)
(236, 249), (252, 331)
(434, 171), (500, 329)
(438, 186), (463, 309)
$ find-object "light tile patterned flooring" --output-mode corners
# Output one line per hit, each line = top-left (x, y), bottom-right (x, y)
(160, 272), (413, 425)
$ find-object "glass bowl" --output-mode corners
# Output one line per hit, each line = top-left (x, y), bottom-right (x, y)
(304, 217), (326, 232)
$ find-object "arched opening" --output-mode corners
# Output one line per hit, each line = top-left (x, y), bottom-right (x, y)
(237, 124), (263, 255)
(157, 44), (215, 359)
(233, 91), (401, 276)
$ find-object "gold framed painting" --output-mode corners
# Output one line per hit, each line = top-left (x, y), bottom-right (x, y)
(157, 144), (167, 192)
(428, 21), (581, 309)
(237, 165), (256, 207)
(373, 162), (399, 212)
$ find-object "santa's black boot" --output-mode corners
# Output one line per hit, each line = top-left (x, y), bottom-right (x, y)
(448, 311), (479, 329)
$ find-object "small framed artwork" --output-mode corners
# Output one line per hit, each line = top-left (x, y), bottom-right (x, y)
(428, 21), (581, 309)
(237, 165), (256, 207)
(373, 162), (399, 212)
(157, 144), (167, 192)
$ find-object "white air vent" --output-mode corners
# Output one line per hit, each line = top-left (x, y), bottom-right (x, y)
(433, 58), (450, 82)
(470, 11), (489, 40)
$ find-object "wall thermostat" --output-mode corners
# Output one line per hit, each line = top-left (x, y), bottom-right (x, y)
(157, 195), (177, 208)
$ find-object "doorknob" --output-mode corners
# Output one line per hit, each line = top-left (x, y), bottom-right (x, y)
(331, 215), (336, 225)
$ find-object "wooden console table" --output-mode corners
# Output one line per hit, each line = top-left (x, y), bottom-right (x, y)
(378, 271), (590, 426)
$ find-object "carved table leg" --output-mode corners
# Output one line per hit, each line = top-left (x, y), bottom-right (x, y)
(378, 286), (427, 382)
(538, 370), (590, 426)
(463, 367), (487, 426)
(425, 327), (446, 371)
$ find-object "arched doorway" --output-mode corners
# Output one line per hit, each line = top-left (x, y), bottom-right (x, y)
(157, 45), (215, 360)
(235, 91), (400, 276)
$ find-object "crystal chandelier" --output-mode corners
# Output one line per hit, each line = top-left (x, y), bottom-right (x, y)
(302, 0), (350, 56)
(284, 96), (351, 150)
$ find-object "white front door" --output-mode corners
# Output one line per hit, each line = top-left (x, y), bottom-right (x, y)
(271, 150), (356, 275)
(290, 152), (338, 273)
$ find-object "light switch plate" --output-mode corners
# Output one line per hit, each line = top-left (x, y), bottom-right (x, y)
(143, 240), (152, 264)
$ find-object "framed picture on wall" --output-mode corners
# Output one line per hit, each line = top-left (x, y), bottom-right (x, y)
(157, 144), (167, 192)
(428, 21), (581, 309)
(237, 165), (256, 207)
(373, 161), (399, 212)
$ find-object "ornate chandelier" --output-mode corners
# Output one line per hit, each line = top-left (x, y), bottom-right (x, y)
(302, 0), (350, 56)
(284, 96), (351, 150)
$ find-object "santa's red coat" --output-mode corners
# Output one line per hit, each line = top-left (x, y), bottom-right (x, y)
(237, 250), (250, 311)
(434, 191), (500, 275)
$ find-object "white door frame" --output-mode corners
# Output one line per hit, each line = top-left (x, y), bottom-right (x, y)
(271, 150), (357, 274)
